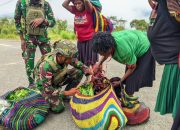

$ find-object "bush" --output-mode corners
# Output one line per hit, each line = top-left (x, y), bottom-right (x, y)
(0, 18), (75, 41)
(1, 28), (9, 35)
(60, 31), (75, 40)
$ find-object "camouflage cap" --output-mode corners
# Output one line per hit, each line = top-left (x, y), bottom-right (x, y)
(52, 40), (78, 58)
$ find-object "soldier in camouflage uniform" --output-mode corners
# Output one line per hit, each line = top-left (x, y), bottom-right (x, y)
(14, 0), (56, 86)
(34, 40), (92, 113)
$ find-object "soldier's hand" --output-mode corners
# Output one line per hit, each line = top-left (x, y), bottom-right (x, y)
(84, 66), (94, 76)
(21, 39), (26, 51)
(93, 63), (102, 74)
(65, 88), (80, 96)
(30, 18), (44, 29)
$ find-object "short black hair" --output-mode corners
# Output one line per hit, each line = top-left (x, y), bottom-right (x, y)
(92, 32), (115, 53)
(30, 0), (40, 5)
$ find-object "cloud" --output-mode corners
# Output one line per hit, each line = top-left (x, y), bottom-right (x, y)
(101, 0), (151, 21)
(0, 0), (152, 25)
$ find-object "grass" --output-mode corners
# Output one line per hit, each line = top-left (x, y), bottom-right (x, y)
(0, 31), (76, 41)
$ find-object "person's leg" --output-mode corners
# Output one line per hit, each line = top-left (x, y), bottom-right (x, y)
(172, 106), (180, 130)
(22, 41), (37, 85)
(41, 87), (65, 113)
(38, 41), (51, 55)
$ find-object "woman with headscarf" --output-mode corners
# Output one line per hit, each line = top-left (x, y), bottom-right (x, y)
(147, 0), (180, 119)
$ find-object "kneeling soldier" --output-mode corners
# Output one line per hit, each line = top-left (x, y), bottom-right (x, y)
(34, 40), (92, 113)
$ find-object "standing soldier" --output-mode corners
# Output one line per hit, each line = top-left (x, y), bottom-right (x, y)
(34, 40), (92, 113)
(14, 0), (56, 87)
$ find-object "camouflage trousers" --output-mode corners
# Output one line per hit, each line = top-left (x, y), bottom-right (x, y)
(45, 68), (83, 113)
(22, 37), (51, 84)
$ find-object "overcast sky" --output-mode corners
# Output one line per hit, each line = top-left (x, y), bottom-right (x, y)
(0, 0), (152, 25)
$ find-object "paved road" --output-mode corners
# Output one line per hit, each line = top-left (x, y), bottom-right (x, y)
(0, 40), (173, 130)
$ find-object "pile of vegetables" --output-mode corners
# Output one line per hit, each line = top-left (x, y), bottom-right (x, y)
(79, 71), (110, 96)
(79, 83), (94, 96)
(91, 71), (110, 95)
(6, 89), (31, 101)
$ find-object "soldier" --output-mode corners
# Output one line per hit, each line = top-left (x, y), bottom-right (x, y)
(14, 0), (56, 87)
(34, 40), (93, 113)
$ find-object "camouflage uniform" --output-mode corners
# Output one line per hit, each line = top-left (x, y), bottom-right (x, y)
(34, 40), (89, 113)
(14, 0), (56, 84)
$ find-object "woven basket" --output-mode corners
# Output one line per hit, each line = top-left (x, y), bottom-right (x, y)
(70, 86), (127, 130)
(0, 87), (49, 130)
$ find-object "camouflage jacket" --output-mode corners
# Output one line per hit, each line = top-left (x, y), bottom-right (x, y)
(14, 0), (56, 41)
(34, 54), (88, 98)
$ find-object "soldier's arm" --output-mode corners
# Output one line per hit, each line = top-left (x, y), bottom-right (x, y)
(40, 62), (78, 100)
(44, 2), (56, 28)
(70, 58), (91, 76)
(14, 0), (24, 38)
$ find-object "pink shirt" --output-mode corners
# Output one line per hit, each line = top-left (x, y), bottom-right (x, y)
(72, 6), (95, 42)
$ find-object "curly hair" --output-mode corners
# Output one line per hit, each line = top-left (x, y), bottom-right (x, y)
(92, 32), (115, 54)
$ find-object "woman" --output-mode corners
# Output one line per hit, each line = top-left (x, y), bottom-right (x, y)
(62, 0), (98, 66)
(92, 30), (155, 96)
(147, 0), (180, 118)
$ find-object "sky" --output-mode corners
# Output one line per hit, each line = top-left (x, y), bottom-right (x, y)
(0, 0), (152, 26)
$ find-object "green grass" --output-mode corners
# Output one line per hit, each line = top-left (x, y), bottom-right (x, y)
(0, 18), (76, 41)
(0, 34), (19, 40)
(0, 31), (76, 41)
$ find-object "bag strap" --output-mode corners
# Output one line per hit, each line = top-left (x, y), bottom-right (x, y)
(92, 6), (99, 32)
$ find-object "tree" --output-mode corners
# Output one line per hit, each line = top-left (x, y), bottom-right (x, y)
(108, 16), (127, 31)
(56, 19), (68, 32)
(130, 19), (148, 31)
(0, 18), (9, 25)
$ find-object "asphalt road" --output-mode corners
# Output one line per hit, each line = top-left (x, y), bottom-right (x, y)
(0, 40), (173, 130)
